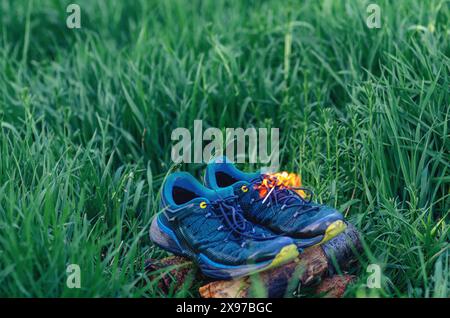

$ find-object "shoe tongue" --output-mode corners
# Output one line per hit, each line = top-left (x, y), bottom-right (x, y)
(213, 186), (235, 200)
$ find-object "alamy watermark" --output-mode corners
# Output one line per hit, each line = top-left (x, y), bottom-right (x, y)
(366, 264), (381, 289)
(66, 264), (81, 289)
(171, 120), (280, 172)
(366, 4), (381, 29)
(66, 4), (81, 29)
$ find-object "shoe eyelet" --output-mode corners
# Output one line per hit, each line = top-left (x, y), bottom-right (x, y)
(199, 201), (207, 209)
(241, 185), (248, 193)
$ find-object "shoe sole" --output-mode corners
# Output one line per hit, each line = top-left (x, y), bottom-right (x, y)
(294, 220), (347, 249)
(149, 215), (298, 280)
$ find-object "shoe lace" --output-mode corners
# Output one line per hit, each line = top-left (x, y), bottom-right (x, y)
(205, 196), (278, 245)
(249, 175), (320, 218)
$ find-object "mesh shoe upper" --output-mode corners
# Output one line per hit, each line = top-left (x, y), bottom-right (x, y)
(159, 172), (293, 265)
(204, 157), (344, 239)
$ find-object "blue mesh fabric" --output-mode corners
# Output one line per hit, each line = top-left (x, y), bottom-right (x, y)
(204, 157), (343, 239)
(161, 202), (291, 265)
(233, 181), (343, 238)
(160, 172), (292, 266)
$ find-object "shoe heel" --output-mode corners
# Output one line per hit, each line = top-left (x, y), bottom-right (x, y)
(149, 215), (187, 256)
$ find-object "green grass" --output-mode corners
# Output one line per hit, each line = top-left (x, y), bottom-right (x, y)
(0, 0), (448, 297)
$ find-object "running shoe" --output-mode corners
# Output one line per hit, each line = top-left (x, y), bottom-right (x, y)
(150, 172), (298, 279)
(204, 157), (346, 248)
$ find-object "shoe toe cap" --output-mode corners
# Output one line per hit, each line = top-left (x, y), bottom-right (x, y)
(246, 236), (294, 263)
(295, 208), (344, 238)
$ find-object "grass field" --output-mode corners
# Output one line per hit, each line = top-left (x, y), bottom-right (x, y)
(0, 0), (448, 297)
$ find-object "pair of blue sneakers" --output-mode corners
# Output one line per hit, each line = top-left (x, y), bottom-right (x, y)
(150, 157), (346, 280)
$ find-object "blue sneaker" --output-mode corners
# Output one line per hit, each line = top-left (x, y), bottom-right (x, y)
(204, 157), (346, 249)
(150, 172), (298, 280)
